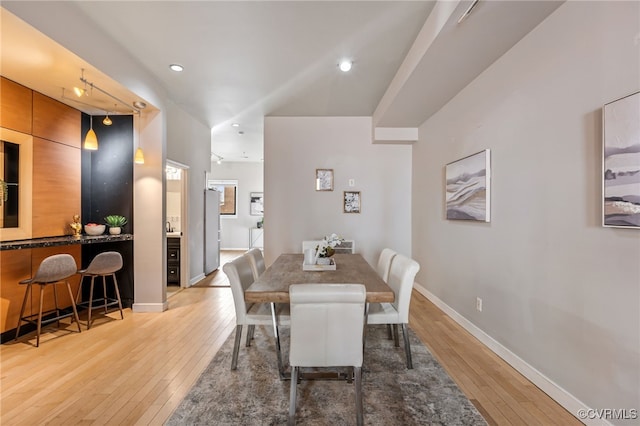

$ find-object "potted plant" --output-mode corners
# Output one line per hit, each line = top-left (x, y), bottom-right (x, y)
(104, 214), (127, 235)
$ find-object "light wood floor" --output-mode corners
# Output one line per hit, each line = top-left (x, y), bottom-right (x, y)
(1, 254), (579, 425)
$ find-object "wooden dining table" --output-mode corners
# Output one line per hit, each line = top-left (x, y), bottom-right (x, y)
(245, 253), (394, 379)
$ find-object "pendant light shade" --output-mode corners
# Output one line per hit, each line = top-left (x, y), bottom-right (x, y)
(134, 147), (145, 164)
(83, 116), (98, 150)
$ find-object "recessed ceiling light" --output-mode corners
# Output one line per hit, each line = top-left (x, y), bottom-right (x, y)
(231, 123), (240, 127)
(338, 59), (353, 72)
(169, 64), (184, 72)
(238, 131), (244, 135)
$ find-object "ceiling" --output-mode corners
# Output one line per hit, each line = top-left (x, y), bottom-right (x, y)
(1, 1), (563, 163)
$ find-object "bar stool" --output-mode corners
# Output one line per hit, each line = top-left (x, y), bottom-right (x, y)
(15, 253), (82, 347)
(75, 251), (124, 329)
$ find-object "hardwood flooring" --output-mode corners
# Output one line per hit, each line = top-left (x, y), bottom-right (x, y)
(1, 251), (579, 425)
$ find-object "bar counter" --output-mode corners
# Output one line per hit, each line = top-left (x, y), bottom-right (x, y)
(1, 234), (134, 251)
(1, 234), (134, 340)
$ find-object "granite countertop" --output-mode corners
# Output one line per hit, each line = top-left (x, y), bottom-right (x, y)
(0, 234), (134, 251)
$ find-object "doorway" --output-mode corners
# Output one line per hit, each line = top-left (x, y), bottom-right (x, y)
(166, 160), (189, 296)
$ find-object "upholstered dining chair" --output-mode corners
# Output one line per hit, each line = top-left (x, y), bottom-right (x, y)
(75, 251), (124, 329)
(376, 248), (397, 283)
(223, 254), (289, 370)
(288, 283), (367, 426)
(15, 253), (82, 347)
(367, 253), (420, 369)
(245, 248), (265, 281)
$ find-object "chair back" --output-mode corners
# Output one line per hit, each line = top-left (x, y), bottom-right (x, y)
(245, 248), (265, 280)
(32, 254), (77, 283)
(376, 248), (397, 282)
(222, 254), (255, 324)
(84, 252), (123, 275)
(289, 283), (366, 368)
(333, 240), (355, 254)
(387, 254), (420, 323)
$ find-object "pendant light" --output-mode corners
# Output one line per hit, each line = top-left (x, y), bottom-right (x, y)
(84, 115), (98, 150)
(134, 112), (145, 164)
(103, 106), (113, 126)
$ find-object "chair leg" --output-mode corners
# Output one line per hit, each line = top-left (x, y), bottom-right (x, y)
(52, 283), (60, 328)
(288, 366), (298, 426)
(355, 366), (363, 426)
(231, 324), (243, 370)
(246, 324), (255, 347)
(87, 276), (96, 329)
(401, 323), (413, 369)
(36, 285), (45, 347)
(111, 273), (124, 319)
(15, 284), (31, 341)
(66, 281), (82, 333)
(386, 324), (393, 340)
(393, 324), (400, 347)
(102, 275), (109, 314)
(76, 275), (85, 304)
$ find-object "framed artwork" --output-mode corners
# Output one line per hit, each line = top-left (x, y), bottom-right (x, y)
(445, 149), (491, 222)
(250, 192), (264, 216)
(603, 91), (640, 228)
(207, 179), (238, 216)
(344, 191), (361, 213)
(316, 169), (334, 191)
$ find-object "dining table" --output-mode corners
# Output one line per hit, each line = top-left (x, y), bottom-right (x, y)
(245, 253), (395, 379)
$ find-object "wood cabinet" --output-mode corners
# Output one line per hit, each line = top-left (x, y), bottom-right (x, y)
(167, 237), (180, 285)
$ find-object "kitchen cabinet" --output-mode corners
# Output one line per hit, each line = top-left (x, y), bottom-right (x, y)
(167, 237), (180, 285)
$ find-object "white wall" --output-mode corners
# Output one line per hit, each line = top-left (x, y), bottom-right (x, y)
(413, 1), (639, 420)
(209, 161), (264, 249)
(166, 100), (212, 282)
(264, 116), (412, 267)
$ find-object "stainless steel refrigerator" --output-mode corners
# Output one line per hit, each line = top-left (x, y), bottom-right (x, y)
(204, 189), (221, 274)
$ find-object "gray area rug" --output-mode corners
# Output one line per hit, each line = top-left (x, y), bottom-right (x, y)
(167, 324), (487, 425)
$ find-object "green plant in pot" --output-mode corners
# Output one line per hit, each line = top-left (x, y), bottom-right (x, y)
(104, 215), (127, 235)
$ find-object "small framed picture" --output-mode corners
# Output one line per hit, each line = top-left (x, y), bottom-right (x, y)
(249, 192), (264, 216)
(316, 169), (334, 191)
(344, 191), (361, 213)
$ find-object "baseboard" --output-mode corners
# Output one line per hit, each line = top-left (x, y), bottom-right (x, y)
(132, 302), (168, 313)
(414, 282), (607, 426)
(189, 273), (205, 286)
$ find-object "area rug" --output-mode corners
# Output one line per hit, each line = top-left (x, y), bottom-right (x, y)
(166, 325), (487, 425)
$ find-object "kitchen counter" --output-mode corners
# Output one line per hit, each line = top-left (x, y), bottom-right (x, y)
(0, 234), (134, 251)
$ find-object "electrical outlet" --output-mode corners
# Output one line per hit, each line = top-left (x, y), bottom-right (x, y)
(476, 297), (483, 312)
(348, 179), (355, 187)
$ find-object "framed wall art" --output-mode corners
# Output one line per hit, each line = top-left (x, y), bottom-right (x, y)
(315, 169), (334, 191)
(603, 91), (640, 229)
(344, 191), (361, 213)
(445, 149), (491, 222)
(250, 192), (264, 216)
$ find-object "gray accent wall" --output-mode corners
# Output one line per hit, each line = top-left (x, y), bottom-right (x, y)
(412, 1), (639, 418)
(264, 116), (412, 267)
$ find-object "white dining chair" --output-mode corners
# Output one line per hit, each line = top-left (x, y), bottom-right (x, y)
(288, 283), (367, 426)
(223, 254), (289, 370)
(245, 248), (265, 280)
(376, 248), (397, 283)
(366, 253), (420, 369)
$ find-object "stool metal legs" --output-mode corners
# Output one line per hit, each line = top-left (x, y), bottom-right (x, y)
(77, 272), (124, 329)
(15, 281), (82, 347)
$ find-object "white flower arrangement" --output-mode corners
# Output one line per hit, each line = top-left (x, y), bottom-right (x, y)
(315, 233), (344, 258)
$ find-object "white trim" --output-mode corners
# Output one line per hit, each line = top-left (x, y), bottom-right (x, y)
(413, 282), (608, 426)
(221, 247), (249, 251)
(190, 273), (206, 286)
(132, 302), (168, 313)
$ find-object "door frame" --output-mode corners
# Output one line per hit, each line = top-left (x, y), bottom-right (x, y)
(167, 159), (190, 288)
